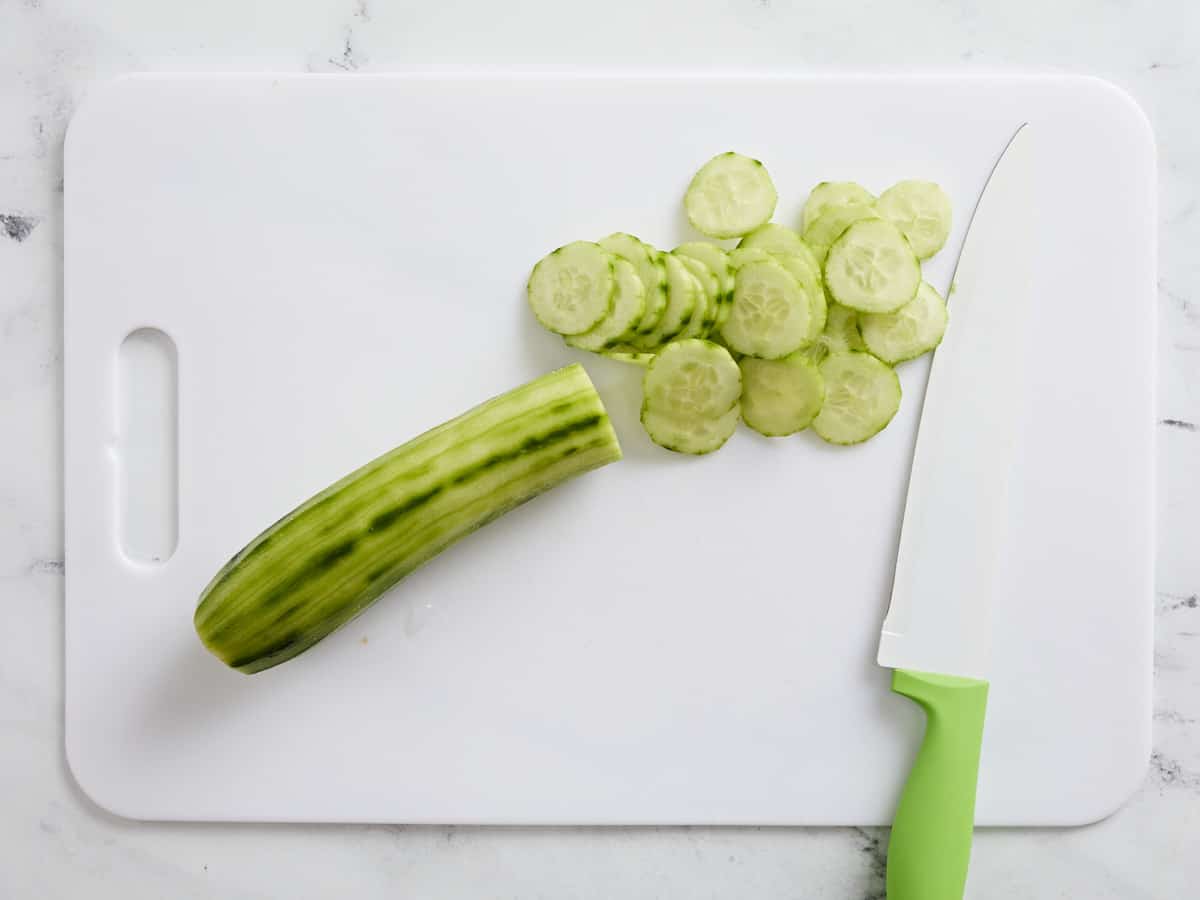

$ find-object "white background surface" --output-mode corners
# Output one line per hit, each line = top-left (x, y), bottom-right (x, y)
(2, 1), (1198, 897)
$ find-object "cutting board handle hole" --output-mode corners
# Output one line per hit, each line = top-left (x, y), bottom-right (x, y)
(117, 328), (179, 566)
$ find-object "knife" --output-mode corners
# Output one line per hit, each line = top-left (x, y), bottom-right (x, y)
(879, 124), (1034, 900)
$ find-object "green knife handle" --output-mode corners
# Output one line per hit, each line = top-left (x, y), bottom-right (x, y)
(887, 669), (990, 900)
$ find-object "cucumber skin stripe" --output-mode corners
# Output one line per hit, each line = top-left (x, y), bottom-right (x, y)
(195, 364), (622, 674)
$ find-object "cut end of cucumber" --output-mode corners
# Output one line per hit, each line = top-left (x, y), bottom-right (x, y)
(684, 152), (778, 239)
(811, 351), (901, 445)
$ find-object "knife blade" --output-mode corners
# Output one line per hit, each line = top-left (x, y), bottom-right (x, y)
(879, 124), (1034, 900)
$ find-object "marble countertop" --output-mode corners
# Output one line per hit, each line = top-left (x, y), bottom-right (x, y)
(2, 1), (1197, 897)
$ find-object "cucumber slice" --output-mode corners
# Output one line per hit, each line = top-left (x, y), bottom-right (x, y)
(674, 242), (734, 331)
(802, 204), (880, 267)
(801, 181), (877, 231)
(643, 338), (741, 419)
(737, 241), (823, 285)
(641, 403), (740, 455)
(565, 258), (646, 352)
(859, 281), (948, 364)
(673, 265), (710, 341)
(527, 241), (615, 335)
(738, 223), (807, 257)
(771, 253), (826, 342)
(684, 151), (778, 239)
(601, 349), (655, 367)
(790, 239), (824, 287)
(674, 253), (721, 339)
(599, 232), (669, 334)
(739, 352), (825, 437)
(824, 219), (921, 314)
(728, 246), (773, 269)
(820, 300), (868, 354)
(876, 180), (953, 260)
(630, 252), (698, 351)
(721, 258), (812, 359)
(811, 351), (902, 445)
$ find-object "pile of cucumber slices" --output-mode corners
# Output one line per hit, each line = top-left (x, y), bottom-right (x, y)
(527, 151), (953, 453)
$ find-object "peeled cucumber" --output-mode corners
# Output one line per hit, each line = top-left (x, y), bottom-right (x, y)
(195, 365), (622, 673)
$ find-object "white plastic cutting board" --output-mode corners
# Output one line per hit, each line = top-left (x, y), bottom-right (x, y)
(63, 73), (1155, 825)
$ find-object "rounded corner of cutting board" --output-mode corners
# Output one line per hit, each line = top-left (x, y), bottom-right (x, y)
(64, 73), (154, 164)
(1052, 742), (1152, 827)
(63, 730), (150, 824)
(1070, 75), (1155, 133)
(1047, 74), (1157, 168)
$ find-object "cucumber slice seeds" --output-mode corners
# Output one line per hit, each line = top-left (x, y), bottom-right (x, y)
(527, 241), (616, 336)
(824, 219), (921, 314)
(876, 180), (953, 260)
(730, 248), (827, 344)
(565, 258), (647, 353)
(811, 351), (902, 445)
(641, 404), (740, 456)
(684, 152), (778, 239)
(859, 282), (948, 364)
(740, 352), (825, 437)
(528, 162), (953, 453)
(721, 259), (812, 360)
(643, 339), (741, 420)
(642, 339), (741, 455)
